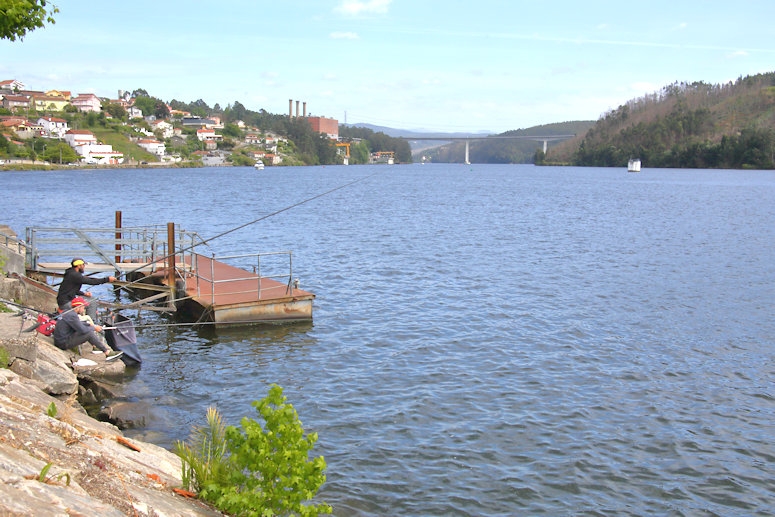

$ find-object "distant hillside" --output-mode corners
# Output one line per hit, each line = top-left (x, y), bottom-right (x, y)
(420, 121), (595, 164)
(345, 123), (490, 139)
(543, 71), (775, 169)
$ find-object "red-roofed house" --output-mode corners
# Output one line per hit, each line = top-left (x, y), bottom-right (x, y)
(150, 119), (173, 139)
(137, 138), (166, 156)
(70, 93), (102, 112)
(2, 95), (31, 111)
(38, 117), (69, 138)
(0, 79), (25, 91)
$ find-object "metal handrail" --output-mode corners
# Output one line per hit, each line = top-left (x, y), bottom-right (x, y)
(0, 230), (27, 255)
(25, 226), (205, 272)
(189, 251), (295, 304)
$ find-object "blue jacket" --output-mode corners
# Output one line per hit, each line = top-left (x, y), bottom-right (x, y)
(52, 310), (94, 346)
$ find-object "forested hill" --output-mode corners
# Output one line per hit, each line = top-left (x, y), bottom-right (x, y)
(542, 71), (775, 169)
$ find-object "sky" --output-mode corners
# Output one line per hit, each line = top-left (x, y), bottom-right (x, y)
(2, 1), (774, 133)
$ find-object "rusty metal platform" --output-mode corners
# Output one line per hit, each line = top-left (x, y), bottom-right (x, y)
(177, 254), (315, 326)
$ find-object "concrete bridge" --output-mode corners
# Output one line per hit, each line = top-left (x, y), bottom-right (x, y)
(400, 134), (575, 164)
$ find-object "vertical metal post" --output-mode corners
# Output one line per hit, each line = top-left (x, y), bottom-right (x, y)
(210, 253), (216, 305)
(167, 222), (176, 306)
(257, 254), (262, 299)
(114, 210), (122, 264)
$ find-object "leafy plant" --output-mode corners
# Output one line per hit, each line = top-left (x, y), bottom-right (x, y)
(0, 347), (8, 368)
(36, 462), (70, 486)
(47, 401), (58, 418)
(176, 385), (330, 516)
(175, 406), (230, 494)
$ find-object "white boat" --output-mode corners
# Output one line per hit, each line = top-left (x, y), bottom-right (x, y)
(254, 161), (265, 170)
(627, 158), (641, 172)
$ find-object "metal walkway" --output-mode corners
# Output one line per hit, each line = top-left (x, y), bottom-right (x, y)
(24, 223), (315, 326)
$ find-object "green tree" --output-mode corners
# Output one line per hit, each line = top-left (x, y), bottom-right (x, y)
(349, 140), (370, 164)
(133, 96), (155, 117)
(220, 385), (330, 516)
(154, 100), (170, 119)
(222, 123), (242, 139)
(43, 142), (78, 164)
(104, 102), (128, 121)
(0, 0), (58, 41)
(176, 385), (330, 517)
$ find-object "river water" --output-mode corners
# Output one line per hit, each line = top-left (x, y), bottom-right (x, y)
(2, 164), (775, 515)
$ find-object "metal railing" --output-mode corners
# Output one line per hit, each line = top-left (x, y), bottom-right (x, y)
(190, 251), (296, 304)
(0, 230), (27, 255)
(25, 225), (205, 273)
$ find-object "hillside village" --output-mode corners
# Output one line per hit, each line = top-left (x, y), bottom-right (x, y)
(0, 79), (346, 167)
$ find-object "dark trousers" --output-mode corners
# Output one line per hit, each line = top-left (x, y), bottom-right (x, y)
(55, 330), (108, 353)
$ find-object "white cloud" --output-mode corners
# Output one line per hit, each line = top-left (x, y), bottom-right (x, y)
(330, 31), (360, 39)
(334, 0), (392, 16)
(726, 50), (748, 58)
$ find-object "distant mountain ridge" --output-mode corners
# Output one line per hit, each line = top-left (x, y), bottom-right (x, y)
(343, 123), (491, 139)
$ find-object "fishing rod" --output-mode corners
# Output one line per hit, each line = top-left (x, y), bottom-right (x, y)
(115, 170), (382, 291)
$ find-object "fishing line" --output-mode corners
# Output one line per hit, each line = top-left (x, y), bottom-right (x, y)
(99, 170), (383, 293)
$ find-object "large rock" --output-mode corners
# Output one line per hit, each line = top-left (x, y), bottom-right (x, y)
(0, 369), (222, 516)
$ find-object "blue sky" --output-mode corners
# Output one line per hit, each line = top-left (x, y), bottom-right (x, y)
(2, 1), (773, 133)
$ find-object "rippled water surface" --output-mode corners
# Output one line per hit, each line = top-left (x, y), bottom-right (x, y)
(3, 164), (775, 515)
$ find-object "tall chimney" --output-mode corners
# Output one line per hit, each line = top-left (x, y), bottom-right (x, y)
(303, 102), (307, 117)
(295, 100), (300, 118)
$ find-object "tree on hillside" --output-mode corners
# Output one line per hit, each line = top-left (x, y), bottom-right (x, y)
(103, 102), (128, 121)
(43, 142), (78, 164)
(1, 0), (58, 41)
(154, 100), (170, 119)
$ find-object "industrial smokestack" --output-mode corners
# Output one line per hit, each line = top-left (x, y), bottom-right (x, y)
(296, 100), (300, 118)
(303, 102), (307, 117)
(289, 99), (293, 118)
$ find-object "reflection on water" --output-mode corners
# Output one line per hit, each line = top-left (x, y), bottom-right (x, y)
(2, 165), (775, 515)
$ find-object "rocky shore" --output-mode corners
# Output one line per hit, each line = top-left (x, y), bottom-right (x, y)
(0, 280), (223, 516)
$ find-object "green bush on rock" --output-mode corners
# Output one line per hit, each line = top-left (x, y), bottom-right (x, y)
(175, 384), (330, 516)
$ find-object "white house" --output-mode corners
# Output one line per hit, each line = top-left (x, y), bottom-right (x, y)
(75, 143), (124, 165)
(137, 138), (166, 156)
(0, 79), (25, 91)
(64, 129), (97, 147)
(127, 106), (143, 119)
(150, 119), (173, 139)
(38, 117), (69, 138)
(196, 128), (222, 142)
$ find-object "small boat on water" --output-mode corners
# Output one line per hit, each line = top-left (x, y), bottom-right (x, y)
(254, 161), (265, 170)
(628, 158), (641, 173)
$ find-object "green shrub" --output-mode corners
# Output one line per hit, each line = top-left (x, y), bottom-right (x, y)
(0, 347), (8, 368)
(176, 385), (330, 516)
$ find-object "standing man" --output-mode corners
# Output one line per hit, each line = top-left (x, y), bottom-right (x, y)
(57, 258), (117, 321)
(52, 297), (123, 360)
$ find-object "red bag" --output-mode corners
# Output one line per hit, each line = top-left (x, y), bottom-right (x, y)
(36, 313), (56, 336)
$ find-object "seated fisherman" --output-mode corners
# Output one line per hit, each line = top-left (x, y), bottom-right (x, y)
(57, 258), (117, 321)
(52, 297), (123, 361)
